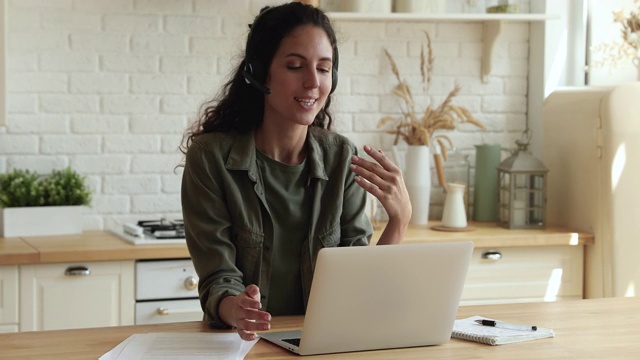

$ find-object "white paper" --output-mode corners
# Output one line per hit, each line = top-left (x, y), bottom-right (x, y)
(99, 332), (258, 360)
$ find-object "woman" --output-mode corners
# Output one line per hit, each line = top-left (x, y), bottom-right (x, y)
(180, 2), (411, 341)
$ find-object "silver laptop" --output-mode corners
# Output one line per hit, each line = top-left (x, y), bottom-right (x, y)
(259, 241), (474, 355)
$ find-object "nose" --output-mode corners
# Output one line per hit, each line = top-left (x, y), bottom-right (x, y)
(303, 68), (320, 89)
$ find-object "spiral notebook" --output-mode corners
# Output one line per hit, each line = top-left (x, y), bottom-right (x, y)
(452, 316), (555, 346)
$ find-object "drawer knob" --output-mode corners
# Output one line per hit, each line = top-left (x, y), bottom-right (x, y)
(184, 276), (198, 290)
(157, 308), (169, 315)
(481, 250), (502, 261)
(64, 266), (91, 276)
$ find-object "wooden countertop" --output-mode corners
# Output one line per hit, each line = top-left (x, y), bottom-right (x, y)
(0, 222), (594, 266)
(0, 231), (190, 265)
(0, 236), (39, 264)
(372, 221), (594, 247)
(1, 297), (637, 359)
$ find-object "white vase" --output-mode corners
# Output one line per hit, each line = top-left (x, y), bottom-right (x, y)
(441, 182), (467, 228)
(0, 206), (85, 237)
(393, 0), (446, 13)
(398, 145), (431, 225)
(334, 0), (392, 13)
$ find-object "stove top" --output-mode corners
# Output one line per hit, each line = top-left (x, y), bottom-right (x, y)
(111, 218), (186, 245)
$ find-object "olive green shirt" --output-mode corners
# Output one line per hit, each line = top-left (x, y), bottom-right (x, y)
(181, 126), (372, 328)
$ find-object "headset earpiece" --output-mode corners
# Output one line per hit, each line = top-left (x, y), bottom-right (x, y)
(243, 61), (272, 95)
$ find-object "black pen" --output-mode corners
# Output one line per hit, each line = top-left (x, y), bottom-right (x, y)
(474, 319), (537, 331)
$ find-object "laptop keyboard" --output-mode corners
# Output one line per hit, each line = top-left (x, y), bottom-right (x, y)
(282, 338), (301, 347)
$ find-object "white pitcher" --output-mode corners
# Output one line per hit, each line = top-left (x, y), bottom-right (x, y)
(441, 182), (467, 228)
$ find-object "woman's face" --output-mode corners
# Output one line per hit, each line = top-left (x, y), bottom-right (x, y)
(263, 25), (334, 129)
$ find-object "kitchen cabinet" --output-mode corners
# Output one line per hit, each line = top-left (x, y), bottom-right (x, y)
(0, 224), (592, 332)
(372, 222), (588, 305)
(461, 245), (583, 305)
(0, 265), (18, 333)
(19, 261), (134, 331)
(134, 259), (202, 325)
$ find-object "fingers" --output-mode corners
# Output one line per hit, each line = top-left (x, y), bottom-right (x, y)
(234, 285), (271, 341)
(238, 329), (260, 341)
(244, 284), (261, 300)
(362, 145), (395, 171)
(350, 146), (402, 191)
(351, 145), (412, 224)
(353, 146), (401, 176)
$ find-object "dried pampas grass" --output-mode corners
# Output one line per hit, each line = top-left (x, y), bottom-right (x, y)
(378, 31), (485, 155)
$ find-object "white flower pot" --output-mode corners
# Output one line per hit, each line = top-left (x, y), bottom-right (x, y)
(0, 206), (85, 237)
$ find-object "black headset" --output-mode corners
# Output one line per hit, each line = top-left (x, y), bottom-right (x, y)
(242, 6), (339, 95)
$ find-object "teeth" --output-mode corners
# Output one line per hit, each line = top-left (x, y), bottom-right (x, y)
(295, 97), (316, 106)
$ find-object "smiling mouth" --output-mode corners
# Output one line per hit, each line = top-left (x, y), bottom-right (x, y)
(294, 97), (317, 107)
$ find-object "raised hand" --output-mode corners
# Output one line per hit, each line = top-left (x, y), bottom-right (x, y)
(350, 145), (411, 242)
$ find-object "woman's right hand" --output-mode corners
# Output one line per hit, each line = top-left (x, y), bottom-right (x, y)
(220, 284), (272, 341)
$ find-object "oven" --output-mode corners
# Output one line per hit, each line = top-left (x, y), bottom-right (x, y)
(110, 218), (204, 324)
(134, 259), (203, 325)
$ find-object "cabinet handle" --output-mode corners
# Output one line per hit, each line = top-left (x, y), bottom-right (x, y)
(64, 266), (91, 276)
(184, 276), (198, 291)
(157, 308), (169, 315)
(156, 307), (198, 316)
(481, 250), (502, 261)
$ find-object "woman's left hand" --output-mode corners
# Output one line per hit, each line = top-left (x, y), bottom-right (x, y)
(350, 145), (411, 230)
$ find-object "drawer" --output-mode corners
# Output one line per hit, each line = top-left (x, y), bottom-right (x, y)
(135, 299), (203, 325)
(460, 245), (583, 305)
(136, 259), (198, 300)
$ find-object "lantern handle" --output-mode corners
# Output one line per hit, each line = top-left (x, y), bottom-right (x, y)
(515, 129), (533, 151)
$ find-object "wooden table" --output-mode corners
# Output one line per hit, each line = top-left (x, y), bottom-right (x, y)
(1, 297), (637, 359)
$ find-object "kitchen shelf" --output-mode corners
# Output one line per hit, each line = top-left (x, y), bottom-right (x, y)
(328, 12), (559, 82)
(327, 13), (555, 22)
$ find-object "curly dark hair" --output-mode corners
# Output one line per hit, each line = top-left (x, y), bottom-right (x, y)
(179, 2), (339, 156)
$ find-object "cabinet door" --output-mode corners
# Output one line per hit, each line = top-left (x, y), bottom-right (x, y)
(20, 261), (134, 331)
(460, 246), (584, 305)
(0, 265), (18, 333)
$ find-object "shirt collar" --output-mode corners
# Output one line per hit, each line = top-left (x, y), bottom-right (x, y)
(225, 128), (329, 181)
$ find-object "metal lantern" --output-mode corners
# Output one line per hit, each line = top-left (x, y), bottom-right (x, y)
(497, 136), (548, 229)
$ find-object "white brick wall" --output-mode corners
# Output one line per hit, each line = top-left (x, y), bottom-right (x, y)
(1, 0), (531, 229)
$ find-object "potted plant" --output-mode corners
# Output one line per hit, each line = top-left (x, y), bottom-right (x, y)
(0, 168), (92, 237)
(378, 31), (485, 224)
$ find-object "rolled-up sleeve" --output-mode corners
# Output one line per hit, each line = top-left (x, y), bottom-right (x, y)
(181, 141), (245, 328)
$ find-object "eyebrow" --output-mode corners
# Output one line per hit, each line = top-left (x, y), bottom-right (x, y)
(285, 53), (333, 63)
